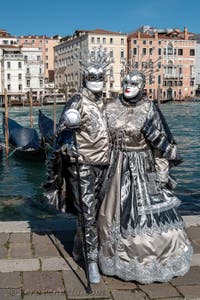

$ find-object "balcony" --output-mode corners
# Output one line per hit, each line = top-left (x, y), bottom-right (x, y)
(163, 73), (181, 79)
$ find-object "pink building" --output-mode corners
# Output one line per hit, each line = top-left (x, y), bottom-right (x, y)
(18, 35), (61, 83)
(128, 27), (196, 101)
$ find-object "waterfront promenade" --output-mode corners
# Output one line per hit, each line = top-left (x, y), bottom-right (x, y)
(0, 216), (200, 300)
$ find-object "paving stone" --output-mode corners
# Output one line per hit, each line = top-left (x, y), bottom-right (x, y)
(171, 266), (200, 285)
(54, 242), (72, 258)
(0, 288), (22, 300)
(0, 233), (10, 245)
(32, 233), (54, 244)
(103, 275), (137, 290)
(0, 259), (40, 272)
(186, 226), (200, 240)
(0, 245), (7, 259)
(23, 271), (65, 294)
(33, 242), (60, 257)
(41, 257), (78, 271)
(24, 294), (67, 300)
(9, 233), (30, 243)
(111, 290), (148, 300)
(62, 269), (111, 299)
(139, 282), (180, 298)
(9, 243), (33, 259)
(192, 240), (200, 254)
(0, 272), (21, 288)
(177, 285), (200, 299)
(191, 254), (200, 266)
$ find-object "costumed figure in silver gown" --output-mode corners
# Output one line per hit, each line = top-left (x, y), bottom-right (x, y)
(44, 48), (112, 284)
(97, 67), (193, 284)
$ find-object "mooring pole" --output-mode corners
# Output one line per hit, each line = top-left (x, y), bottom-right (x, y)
(4, 88), (9, 158)
(53, 94), (57, 134)
(29, 89), (33, 128)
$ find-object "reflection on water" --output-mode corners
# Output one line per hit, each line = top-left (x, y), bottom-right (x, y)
(0, 102), (199, 220)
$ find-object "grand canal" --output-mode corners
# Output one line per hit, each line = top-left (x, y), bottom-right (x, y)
(0, 102), (199, 220)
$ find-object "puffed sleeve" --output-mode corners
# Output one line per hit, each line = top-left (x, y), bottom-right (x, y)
(141, 102), (182, 166)
(141, 102), (182, 189)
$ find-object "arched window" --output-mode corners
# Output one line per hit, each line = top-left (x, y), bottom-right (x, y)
(167, 42), (173, 55)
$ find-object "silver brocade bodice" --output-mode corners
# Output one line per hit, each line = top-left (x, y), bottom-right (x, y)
(66, 88), (110, 165)
(105, 96), (151, 150)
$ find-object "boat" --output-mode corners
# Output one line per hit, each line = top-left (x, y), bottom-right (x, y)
(42, 93), (66, 105)
(2, 113), (46, 162)
(38, 109), (55, 146)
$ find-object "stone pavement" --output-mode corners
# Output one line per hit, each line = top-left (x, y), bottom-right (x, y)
(0, 215), (200, 300)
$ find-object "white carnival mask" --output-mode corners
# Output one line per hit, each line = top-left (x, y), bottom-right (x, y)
(123, 72), (144, 99)
(85, 66), (104, 93)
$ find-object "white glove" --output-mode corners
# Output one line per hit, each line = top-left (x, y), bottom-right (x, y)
(63, 109), (81, 129)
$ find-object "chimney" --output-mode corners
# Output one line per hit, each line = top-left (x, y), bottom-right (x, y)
(137, 31), (141, 38)
(184, 27), (188, 40)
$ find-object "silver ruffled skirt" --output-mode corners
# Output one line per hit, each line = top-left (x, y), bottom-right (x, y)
(98, 150), (193, 283)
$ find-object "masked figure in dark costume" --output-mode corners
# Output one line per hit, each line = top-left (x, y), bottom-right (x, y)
(44, 48), (111, 283)
(97, 69), (193, 283)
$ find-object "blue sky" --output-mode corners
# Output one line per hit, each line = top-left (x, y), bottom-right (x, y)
(0, 0), (200, 37)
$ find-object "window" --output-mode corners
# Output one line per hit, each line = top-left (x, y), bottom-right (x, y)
(158, 48), (162, 55)
(7, 84), (11, 90)
(110, 83), (113, 88)
(133, 48), (137, 55)
(167, 42), (173, 55)
(190, 49), (195, 56)
(37, 56), (41, 62)
(120, 51), (124, 58)
(103, 37), (106, 44)
(142, 48), (147, 55)
(39, 68), (42, 74)
(97, 37), (100, 44)
(110, 38), (113, 44)
(149, 48), (153, 55)
(27, 68), (30, 74)
(18, 62), (22, 68)
(133, 40), (137, 44)
(40, 80), (43, 87)
(178, 81), (183, 86)
(149, 40), (153, 45)
(7, 62), (11, 68)
(143, 40), (146, 45)
(110, 50), (113, 58)
(178, 49), (183, 55)
(158, 41), (161, 45)
(121, 38), (124, 45)
(7, 73), (11, 80)
(190, 80), (194, 86)
(27, 80), (30, 87)
(158, 75), (161, 85)
(91, 37), (95, 43)
(18, 84), (22, 91)
(18, 73), (22, 80)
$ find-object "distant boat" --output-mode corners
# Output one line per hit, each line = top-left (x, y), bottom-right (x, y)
(42, 93), (66, 105)
(2, 113), (46, 162)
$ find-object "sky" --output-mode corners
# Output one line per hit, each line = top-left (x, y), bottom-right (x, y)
(0, 0), (200, 37)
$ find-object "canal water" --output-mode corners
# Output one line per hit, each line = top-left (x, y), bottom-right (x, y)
(0, 102), (199, 220)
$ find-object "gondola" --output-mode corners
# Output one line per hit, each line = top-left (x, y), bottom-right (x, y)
(38, 109), (55, 146)
(2, 112), (46, 162)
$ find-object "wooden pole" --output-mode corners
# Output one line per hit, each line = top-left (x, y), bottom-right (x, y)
(157, 85), (161, 107)
(4, 88), (9, 158)
(29, 89), (33, 128)
(53, 95), (57, 134)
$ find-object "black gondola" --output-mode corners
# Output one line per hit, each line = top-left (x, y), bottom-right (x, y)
(38, 109), (55, 146)
(2, 112), (46, 162)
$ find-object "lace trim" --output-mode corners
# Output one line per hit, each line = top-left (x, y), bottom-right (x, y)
(99, 245), (193, 284)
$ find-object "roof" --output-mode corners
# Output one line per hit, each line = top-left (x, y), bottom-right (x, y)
(75, 28), (126, 35)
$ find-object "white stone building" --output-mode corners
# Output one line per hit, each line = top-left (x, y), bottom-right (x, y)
(54, 29), (127, 98)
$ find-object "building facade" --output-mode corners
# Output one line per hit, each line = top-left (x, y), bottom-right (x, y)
(128, 27), (196, 101)
(0, 45), (45, 103)
(18, 35), (61, 83)
(54, 29), (127, 98)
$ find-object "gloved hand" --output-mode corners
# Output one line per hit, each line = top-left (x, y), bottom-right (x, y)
(63, 109), (81, 129)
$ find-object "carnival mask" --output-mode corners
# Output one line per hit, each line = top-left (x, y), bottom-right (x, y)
(123, 71), (144, 99)
(85, 66), (104, 93)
